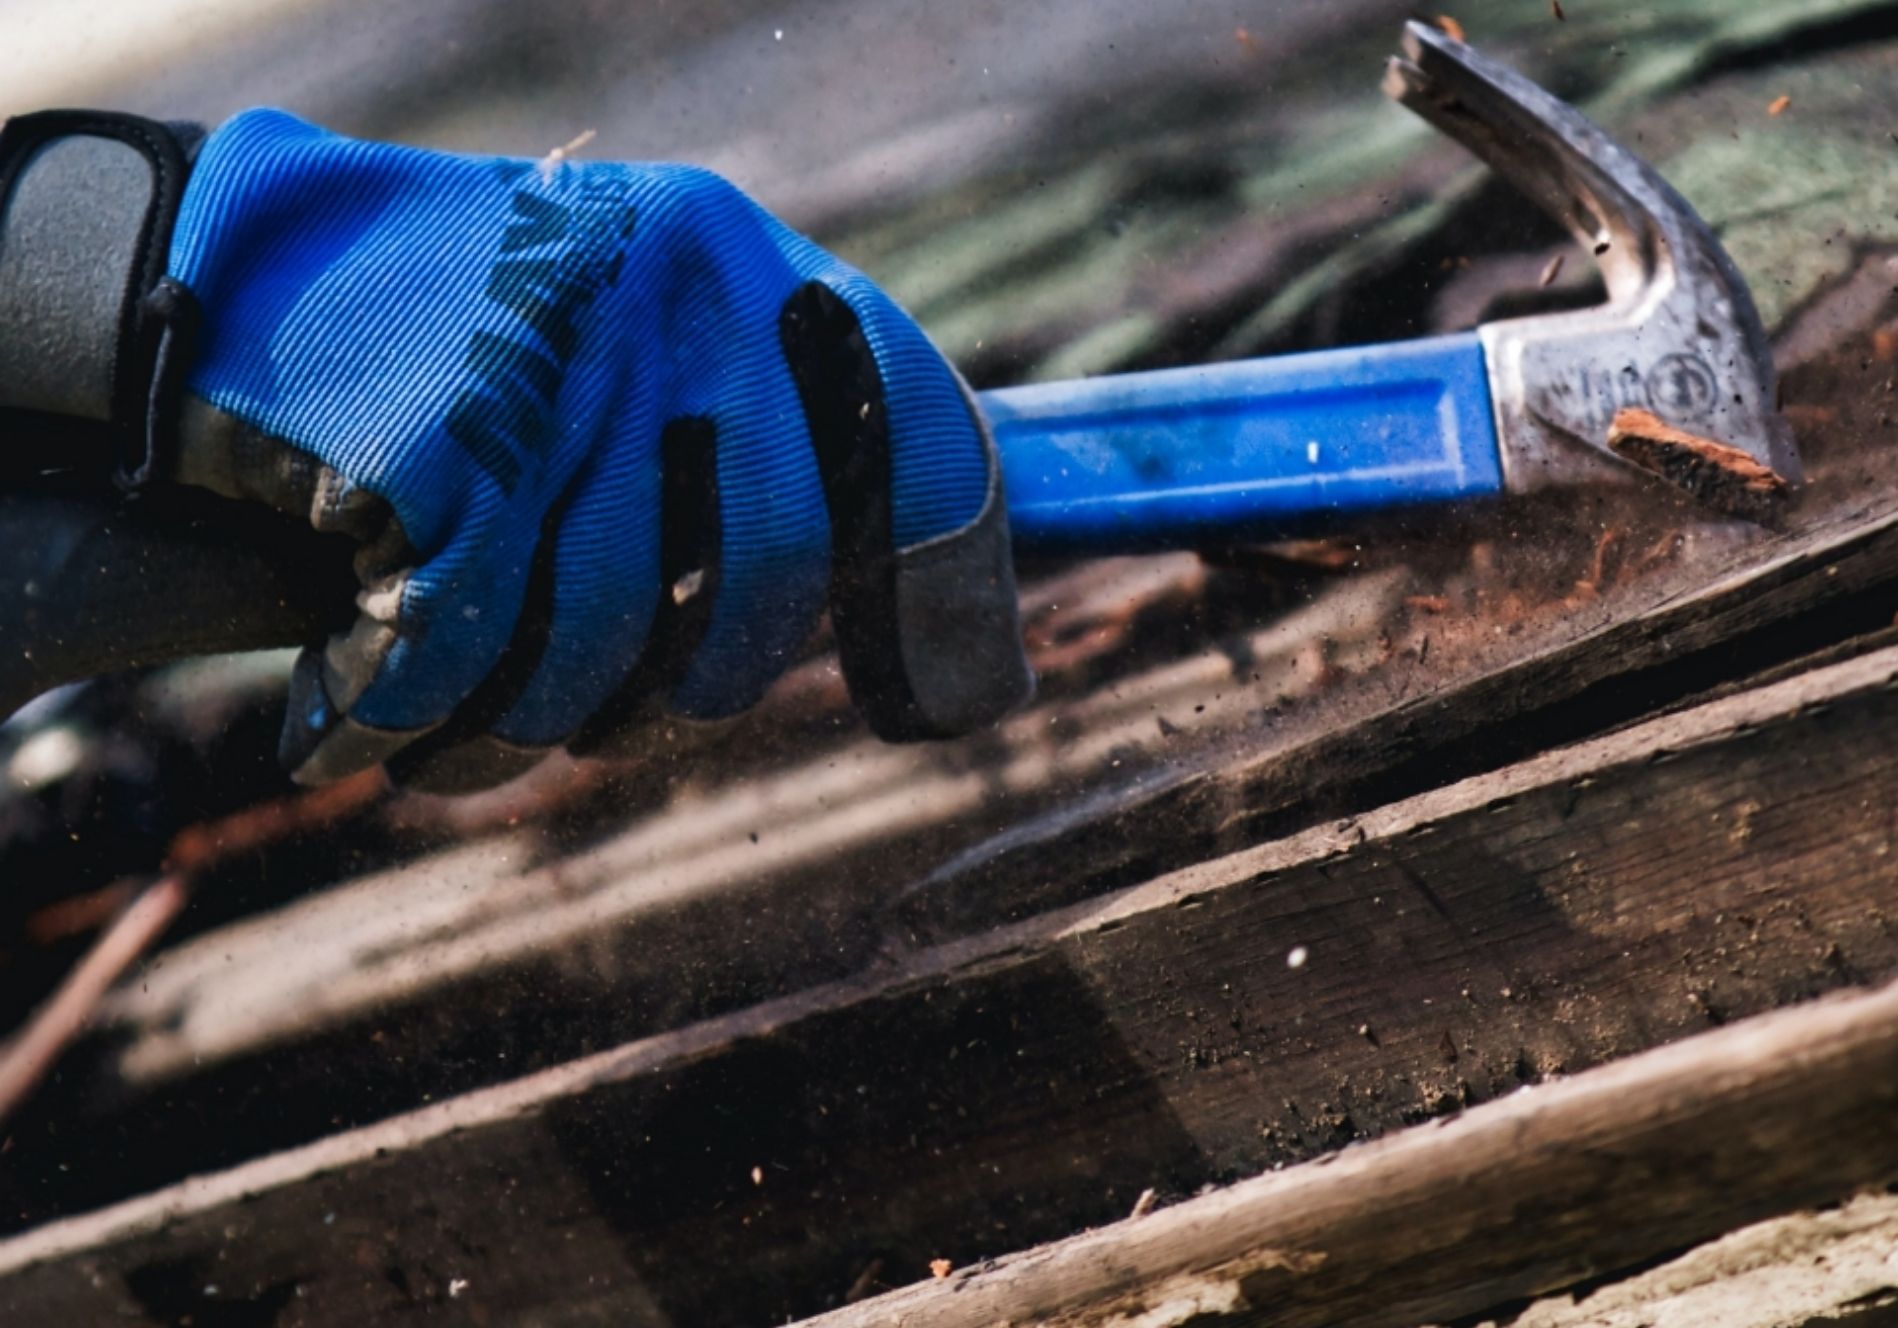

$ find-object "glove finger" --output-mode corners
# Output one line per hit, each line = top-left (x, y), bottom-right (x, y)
(281, 508), (536, 786)
(396, 417), (676, 786)
(566, 417), (721, 756)
(777, 277), (1031, 740)
(164, 401), (498, 784)
(374, 473), (611, 794)
(661, 371), (833, 722)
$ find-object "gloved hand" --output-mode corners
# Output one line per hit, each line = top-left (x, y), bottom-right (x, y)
(0, 110), (1031, 791)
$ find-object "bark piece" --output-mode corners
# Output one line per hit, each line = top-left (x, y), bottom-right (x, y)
(1608, 407), (1791, 521)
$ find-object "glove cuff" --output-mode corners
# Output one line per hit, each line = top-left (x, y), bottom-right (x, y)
(0, 110), (201, 482)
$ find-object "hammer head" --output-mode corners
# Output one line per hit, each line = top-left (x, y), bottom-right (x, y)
(1384, 21), (1801, 504)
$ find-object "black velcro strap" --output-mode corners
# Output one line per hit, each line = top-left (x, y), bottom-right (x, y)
(0, 110), (198, 481)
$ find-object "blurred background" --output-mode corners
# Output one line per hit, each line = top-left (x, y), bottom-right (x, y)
(0, 1), (1895, 1321)
(0, 0), (1380, 224)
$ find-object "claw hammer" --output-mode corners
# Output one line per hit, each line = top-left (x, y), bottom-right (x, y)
(987, 20), (1797, 552)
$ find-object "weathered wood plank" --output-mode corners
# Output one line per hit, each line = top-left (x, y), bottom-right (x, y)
(2, 640), (1897, 1325)
(801, 975), (1898, 1328)
(901, 488), (1898, 937)
(1471, 1190), (1898, 1328)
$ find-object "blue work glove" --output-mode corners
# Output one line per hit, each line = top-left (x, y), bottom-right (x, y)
(0, 110), (1031, 790)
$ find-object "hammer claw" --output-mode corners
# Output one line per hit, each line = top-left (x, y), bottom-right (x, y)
(1387, 21), (1798, 493)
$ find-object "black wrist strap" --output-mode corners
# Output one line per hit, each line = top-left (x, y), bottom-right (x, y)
(0, 110), (201, 483)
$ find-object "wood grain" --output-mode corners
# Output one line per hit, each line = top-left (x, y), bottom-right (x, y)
(902, 495), (1898, 937)
(1474, 1190), (1898, 1328)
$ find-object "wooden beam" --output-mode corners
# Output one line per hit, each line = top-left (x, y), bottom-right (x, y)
(1453, 1191), (1898, 1328)
(12, 287), (1890, 1232)
(2, 640), (1898, 1324)
(801, 974), (1898, 1328)
(900, 495), (1898, 936)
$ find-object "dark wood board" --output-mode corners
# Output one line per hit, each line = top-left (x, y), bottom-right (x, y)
(803, 974), (1898, 1328)
(2, 639), (1896, 1325)
(1451, 1191), (1898, 1328)
(897, 487), (1898, 938)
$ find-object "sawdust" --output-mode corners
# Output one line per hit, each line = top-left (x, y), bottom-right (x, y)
(1568, 527), (1624, 602)
(1606, 409), (1790, 523)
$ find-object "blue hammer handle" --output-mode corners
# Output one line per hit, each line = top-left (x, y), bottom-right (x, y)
(981, 331), (1505, 556)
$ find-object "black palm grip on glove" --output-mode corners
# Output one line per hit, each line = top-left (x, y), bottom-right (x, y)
(780, 281), (915, 737)
(782, 281), (1031, 741)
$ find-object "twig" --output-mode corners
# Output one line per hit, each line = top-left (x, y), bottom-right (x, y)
(165, 768), (384, 875)
(537, 128), (597, 179)
(0, 875), (188, 1123)
(0, 768), (386, 1126)
(23, 881), (139, 946)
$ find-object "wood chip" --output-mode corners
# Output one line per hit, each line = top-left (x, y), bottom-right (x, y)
(843, 1259), (886, 1305)
(1130, 1188), (1159, 1219)
(1434, 14), (1466, 41)
(1767, 94), (1792, 117)
(537, 127), (597, 177)
(1607, 408), (1790, 522)
(930, 1259), (954, 1280)
(1538, 253), (1566, 288)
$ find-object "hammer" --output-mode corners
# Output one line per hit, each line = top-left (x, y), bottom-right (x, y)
(0, 22), (1797, 720)
(988, 21), (1798, 553)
